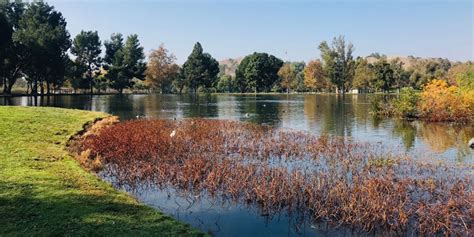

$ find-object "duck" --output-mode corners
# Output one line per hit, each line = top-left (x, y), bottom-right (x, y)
(469, 138), (474, 149)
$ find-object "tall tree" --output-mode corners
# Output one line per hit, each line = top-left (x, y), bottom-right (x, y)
(104, 33), (124, 65)
(278, 63), (296, 93)
(1, 1), (27, 95)
(304, 60), (327, 92)
(112, 34), (146, 93)
(145, 44), (179, 93)
(71, 30), (102, 94)
(372, 59), (394, 92)
(390, 58), (408, 91)
(235, 52), (283, 93)
(104, 34), (146, 93)
(319, 35), (354, 93)
(352, 57), (375, 92)
(181, 42), (219, 93)
(13, 1), (70, 95)
(103, 33), (125, 93)
(291, 62), (306, 92)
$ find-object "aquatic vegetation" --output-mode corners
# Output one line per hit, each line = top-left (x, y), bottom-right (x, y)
(79, 119), (473, 235)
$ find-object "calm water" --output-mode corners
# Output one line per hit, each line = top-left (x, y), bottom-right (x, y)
(3, 94), (472, 162)
(2, 94), (473, 236)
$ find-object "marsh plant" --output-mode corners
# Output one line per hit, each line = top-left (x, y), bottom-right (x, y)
(79, 119), (473, 235)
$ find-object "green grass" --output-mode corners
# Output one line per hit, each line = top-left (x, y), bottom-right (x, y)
(0, 106), (204, 236)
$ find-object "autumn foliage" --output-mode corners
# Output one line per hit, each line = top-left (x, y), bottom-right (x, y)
(418, 79), (473, 122)
(79, 119), (473, 235)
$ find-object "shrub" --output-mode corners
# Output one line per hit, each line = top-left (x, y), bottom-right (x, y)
(391, 88), (420, 118)
(369, 95), (394, 116)
(418, 79), (473, 122)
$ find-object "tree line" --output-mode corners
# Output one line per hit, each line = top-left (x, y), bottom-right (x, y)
(1, 1), (471, 95)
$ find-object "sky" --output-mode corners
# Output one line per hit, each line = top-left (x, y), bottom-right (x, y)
(47, 0), (473, 63)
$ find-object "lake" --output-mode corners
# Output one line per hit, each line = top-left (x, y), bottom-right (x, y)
(2, 94), (473, 236)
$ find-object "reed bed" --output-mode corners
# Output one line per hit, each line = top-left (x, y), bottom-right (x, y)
(79, 119), (473, 235)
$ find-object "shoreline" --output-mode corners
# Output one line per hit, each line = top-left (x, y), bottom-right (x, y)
(0, 106), (204, 236)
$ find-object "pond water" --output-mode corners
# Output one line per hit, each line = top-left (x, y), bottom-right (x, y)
(3, 94), (472, 163)
(2, 94), (473, 236)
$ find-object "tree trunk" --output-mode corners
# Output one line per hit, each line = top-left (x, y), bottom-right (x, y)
(2, 78), (7, 95)
(5, 82), (14, 95)
(32, 79), (38, 95)
(46, 82), (51, 95)
(40, 81), (44, 95)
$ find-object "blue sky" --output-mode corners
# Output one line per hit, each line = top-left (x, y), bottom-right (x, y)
(48, 0), (473, 63)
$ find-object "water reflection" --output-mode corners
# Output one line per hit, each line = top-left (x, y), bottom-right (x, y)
(1, 94), (472, 163)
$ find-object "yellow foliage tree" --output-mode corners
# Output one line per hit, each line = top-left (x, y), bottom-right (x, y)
(145, 44), (179, 92)
(278, 63), (296, 93)
(304, 60), (326, 92)
(419, 79), (473, 122)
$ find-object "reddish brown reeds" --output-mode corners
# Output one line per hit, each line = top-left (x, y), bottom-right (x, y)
(79, 119), (473, 235)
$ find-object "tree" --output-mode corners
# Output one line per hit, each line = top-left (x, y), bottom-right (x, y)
(65, 57), (87, 93)
(181, 42), (219, 93)
(0, 1), (25, 95)
(319, 35), (355, 93)
(145, 44), (179, 93)
(390, 58), (408, 91)
(216, 75), (236, 93)
(103, 33), (124, 92)
(278, 63), (296, 93)
(291, 62), (306, 92)
(105, 34), (146, 93)
(13, 1), (70, 95)
(173, 68), (187, 94)
(71, 30), (102, 94)
(235, 52), (283, 93)
(117, 34), (146, 93)
(372, 59), (394, 92)
(304, 60), (327, 92)
(352, 57), (376, 92)
(447, 63), (474, 90)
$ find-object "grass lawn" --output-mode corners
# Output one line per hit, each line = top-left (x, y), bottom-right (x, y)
(0, 106), (204, 236)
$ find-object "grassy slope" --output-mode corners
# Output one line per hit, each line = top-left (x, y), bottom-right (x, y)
(0, 106), (204, 236)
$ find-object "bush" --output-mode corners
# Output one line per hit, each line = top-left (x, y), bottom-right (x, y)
(392, 88), (420, 118)
(369, 95), (394, 116)
(418, 79), (473, 122)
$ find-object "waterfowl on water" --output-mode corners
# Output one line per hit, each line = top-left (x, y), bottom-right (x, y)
(469, 138), (474, 149)
(244, 113), (250, 118)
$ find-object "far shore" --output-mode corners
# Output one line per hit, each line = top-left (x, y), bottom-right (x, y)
(0, 91), (399, 97)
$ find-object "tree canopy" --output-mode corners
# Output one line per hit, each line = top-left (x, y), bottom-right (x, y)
(145, 44), (179, 93)
(235, 52), (283, 93)
(319, 35), (354, 93)
(71, 30), (102, 94)
(12, 1), (70, 95)
(181, 42), (219, 93)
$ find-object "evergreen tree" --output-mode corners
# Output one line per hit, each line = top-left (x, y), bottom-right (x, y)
(105, 34), (145, 93)
(71, 30), (102, 94)
(181, 42), (219, 93)
(13, 1), (70, 95)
